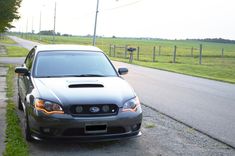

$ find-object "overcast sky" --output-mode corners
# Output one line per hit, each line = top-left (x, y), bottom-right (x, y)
(11, 0), (235, 39)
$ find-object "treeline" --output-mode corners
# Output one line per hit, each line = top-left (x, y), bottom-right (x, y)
(188, 38), (235, 44)
(38, 30), (72, 37)
(0, 0), (22, 33)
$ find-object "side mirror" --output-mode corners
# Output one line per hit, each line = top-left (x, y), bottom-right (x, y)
(118, 68), (128, 75)
(15, 67), (30, 76)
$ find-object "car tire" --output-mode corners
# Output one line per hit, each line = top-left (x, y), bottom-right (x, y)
(24, 112), (33, 142)
(18, 95), (23, 111)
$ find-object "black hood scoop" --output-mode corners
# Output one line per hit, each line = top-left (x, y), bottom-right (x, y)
(68, 84), (104, 88)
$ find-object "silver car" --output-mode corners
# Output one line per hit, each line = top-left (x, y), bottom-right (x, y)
(15, 45), (142, 142)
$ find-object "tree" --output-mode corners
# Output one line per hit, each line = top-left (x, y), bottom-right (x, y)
(0, 0), (22, 33)
(39, 30), (55, 36)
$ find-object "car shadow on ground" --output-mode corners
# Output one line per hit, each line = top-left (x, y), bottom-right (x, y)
(27, 134), (149, 156)
(30, 138), (137, 151)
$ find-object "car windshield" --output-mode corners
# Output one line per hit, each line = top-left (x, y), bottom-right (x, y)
(33, 51), (117, 77)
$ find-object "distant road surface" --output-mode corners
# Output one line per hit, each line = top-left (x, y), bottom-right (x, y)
(7, 36), (235, 148)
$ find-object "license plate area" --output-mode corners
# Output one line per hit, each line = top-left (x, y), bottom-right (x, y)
(85, 124), (107, 134)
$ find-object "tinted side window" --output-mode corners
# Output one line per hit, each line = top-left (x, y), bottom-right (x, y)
(25, 48), (35, 70)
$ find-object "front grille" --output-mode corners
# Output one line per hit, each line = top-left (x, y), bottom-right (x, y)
(62, 126), (126, 136)
(70, 104), (118, 116)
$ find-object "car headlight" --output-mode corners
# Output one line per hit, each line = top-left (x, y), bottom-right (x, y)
(122, 96), (141, 112)
(34, 99), (64, 115)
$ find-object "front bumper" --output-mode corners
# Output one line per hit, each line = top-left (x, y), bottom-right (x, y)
(29, 108), (142, 141)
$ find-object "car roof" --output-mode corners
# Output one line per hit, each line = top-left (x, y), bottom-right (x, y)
(35, 44), (103, 52)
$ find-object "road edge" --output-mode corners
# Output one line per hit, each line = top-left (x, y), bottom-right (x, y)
(141, 102), (235, 149)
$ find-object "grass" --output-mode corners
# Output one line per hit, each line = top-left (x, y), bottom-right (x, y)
(4, 46), (28, 57)
(0, 36), (16, 44)
(10, 34), (235, 83)
(111, 57), (235, 83)
(144, 122), (155, 128)
(0, 44), (28, 57)
(3, 65), (29, 156)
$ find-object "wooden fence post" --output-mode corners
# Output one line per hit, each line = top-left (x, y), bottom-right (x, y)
(191, 47), (194, 57)
(125, 45), (128, 58)
(221, 48), (224, 57)
(153, 46), (156, 62)
(113, 45), (116, 57)
(173, 45), (177, 63)
(158, 45), (161, 56)
(137, 46), (140, 61)
(199, 44), (202, 64)
(109, 44), (112, 56)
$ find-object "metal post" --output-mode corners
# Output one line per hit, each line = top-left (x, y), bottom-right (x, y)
(53, 2), (57, 44)
(153, 46), (156, 62)
(173, 45), (177, 63)
(199, 44), (202, 64)
(127, 47), (136, 63)
(92, 0), (99, 46)
(129, 52), (133, 63)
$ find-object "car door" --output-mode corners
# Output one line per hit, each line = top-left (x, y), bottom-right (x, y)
(18, 48), (36, 104)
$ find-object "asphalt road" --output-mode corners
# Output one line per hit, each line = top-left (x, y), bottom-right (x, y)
(7, 36), (235, 148)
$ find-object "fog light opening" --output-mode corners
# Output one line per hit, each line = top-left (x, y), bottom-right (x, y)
(43, 128), (51, 133)
(75, 106), (83, 113)
(102, 105), (109, 113)
(132, 123), (141, 131)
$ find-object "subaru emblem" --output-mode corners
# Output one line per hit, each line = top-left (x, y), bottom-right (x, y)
(89, 106), (100, 113)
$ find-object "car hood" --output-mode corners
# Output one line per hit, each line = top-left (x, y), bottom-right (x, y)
(33, 77), (135, 107)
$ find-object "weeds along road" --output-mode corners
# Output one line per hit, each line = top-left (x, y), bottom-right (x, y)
(8, 36), (235, 148)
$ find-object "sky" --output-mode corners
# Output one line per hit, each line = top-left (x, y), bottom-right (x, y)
(11, 0), (235, 40)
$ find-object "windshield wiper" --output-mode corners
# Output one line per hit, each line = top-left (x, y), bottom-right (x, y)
(37, 76), (59, 78)
(37, 74), (106, 78)
(70, 74), (106, 77)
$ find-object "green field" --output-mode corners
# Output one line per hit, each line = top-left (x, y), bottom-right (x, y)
(10, 34), (235, 83)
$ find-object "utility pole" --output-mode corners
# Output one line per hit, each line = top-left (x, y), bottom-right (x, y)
(53, 2), (57, 44)
(39, 11), (42, 41)
(26, 18), (29, 39)
(31, 17), (34, 34)
(92, 0), (99, 46)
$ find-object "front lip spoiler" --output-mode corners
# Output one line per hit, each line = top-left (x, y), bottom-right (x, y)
(31, 131), (142, 142)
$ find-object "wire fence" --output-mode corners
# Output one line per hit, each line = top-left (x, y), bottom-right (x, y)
(108, 44), (235, 65)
